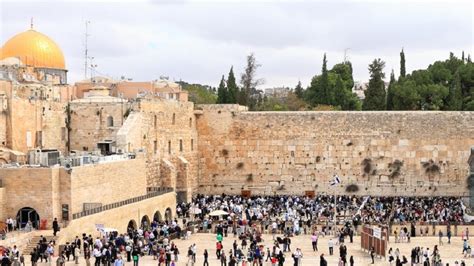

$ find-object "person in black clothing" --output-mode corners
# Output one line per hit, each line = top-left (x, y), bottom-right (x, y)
(370, 247), (375, 264)
(53, 218), (59, 237)
(203, 249), (209, 266)
(30, 248), (38, 266)
(350, 255), (354, 266)
(65, 242), (71, 261)
(320, 254), (327, 266)
(277, 251), (285, 266)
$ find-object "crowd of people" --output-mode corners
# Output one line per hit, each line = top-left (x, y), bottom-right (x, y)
(178, 195), (466, 229)
(0, 194), (471, 265)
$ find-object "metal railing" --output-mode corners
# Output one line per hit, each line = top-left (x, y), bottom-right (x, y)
(72, 187), (173, 220)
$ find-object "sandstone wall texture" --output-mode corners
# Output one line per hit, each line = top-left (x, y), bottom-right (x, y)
(69, 158), (147, 214)
(69, 101), (127, 152)
(196, 105), (474, 197)
(0, 167), (64, 225)
(128, 99), (199, 201)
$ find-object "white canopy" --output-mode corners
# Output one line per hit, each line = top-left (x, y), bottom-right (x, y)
(209, 210), (229, 216)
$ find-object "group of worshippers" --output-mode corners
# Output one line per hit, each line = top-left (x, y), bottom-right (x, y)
(177, 194), (363, 236)
(56, 218), (183, 266)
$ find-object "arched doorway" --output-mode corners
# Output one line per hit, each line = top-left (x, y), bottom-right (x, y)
(165, 208), (173, 222)
(127, 220), (137, 231)
(153, 211), (162, 222)
(141, 215), (150, 230)
(16, 207), (40, 229)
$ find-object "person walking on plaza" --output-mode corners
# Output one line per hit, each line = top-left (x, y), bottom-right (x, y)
(438, 230), (444, 245)
(203, 249), (209, 266)
(53, 218), (59, 237)
(328, 238), (334, 255)
(447, 228), (452, 244)
(370, 247), (375, 264)
(311, 232), (319, 251)
(292, 248), (303, 266)
(320, 254), (327, 266)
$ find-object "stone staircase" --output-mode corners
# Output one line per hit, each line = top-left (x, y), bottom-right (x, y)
(22, 235), (56, 255)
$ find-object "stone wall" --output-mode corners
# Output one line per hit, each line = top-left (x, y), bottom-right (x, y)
(0, 187), (5, 221)
(0, 167), (64, 225)
(69, 100), (127, 152)
(56, 192), (176, 244)
(9, 99), (67, 154)
(69, 158), (147, 214)
(196, 106), (474, 196)
(117, 99), (199, 201)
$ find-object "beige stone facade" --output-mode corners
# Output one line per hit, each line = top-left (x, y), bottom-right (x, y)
(196, 105), (474, 197)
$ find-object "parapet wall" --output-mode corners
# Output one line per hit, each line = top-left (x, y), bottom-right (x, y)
(196, 106), (474, 196)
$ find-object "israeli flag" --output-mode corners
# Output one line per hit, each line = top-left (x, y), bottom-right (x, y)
(330, 175), (341, 186)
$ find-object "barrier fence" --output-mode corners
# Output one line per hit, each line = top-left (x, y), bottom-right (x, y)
(72, 187), (173, 220)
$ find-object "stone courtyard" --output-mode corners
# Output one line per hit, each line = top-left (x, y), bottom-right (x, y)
(26, 233), (474, 265)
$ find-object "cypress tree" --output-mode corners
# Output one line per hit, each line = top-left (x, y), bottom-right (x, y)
(294, 81), (304, 99)
(363, 59), (386, 110)
(462, 51), (465, 63)
(400, 49), (406, 78)
(226, 66), (238, 104)
(216, 75), (227, 104)
(320, 53), (331, 105)
(386, 70), (396, 110)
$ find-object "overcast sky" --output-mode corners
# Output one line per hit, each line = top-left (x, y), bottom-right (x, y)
(1, 0), (472, 88)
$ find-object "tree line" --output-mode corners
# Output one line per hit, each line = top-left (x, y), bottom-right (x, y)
(185, 50), (473, 111)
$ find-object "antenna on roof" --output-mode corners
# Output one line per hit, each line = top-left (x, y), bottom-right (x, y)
(30, 17), (34, 29)
(84, 20), (91, 79)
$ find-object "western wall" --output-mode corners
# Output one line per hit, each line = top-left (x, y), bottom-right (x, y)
(196, 105), (474, 197)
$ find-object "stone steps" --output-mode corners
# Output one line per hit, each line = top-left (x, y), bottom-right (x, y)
(22, 235), (56, 254)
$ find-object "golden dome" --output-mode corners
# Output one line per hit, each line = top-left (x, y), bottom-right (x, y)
(1, 29), (65, 69)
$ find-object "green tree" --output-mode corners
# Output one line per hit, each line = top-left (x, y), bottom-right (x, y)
(363, 59), (386, 110)
(226, 67), (238, 104)
(239, 53), (264, 106)
(178, 81), (218, 104)
(307, 53), (333, 106)
(330, 62), (354, 90)
(386, 70), (396, 110)
(447, 72), (463, 110)
(333, 75), (346, 108)
(391, 80), (420, 110)
(294, 81), (304, 99)
(216, 75), (228, 104)
(400, 49), (406, 78)
(418, 84), (449, 110)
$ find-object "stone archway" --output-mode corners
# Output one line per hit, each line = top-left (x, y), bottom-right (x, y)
(127, 219), (137, 231)
(165, 208), (173, 222)
(141, 215), (150, 229)
(153, 211), (163, 222)
(16, 207), (40, 229)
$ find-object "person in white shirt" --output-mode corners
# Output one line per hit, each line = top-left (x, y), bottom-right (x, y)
(328, 238), (334, 256)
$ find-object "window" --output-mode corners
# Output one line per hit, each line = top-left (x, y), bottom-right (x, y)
(153, 140), (157, 155)
(168, 141), (171, 154)
(107, 116), (114, 127)
(172, 113), (175, 125)
(191, 139), (194, 151)
(154, 115), (157, 129)
(189, 118), (192, 127)
(179, 140), (183, 152)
